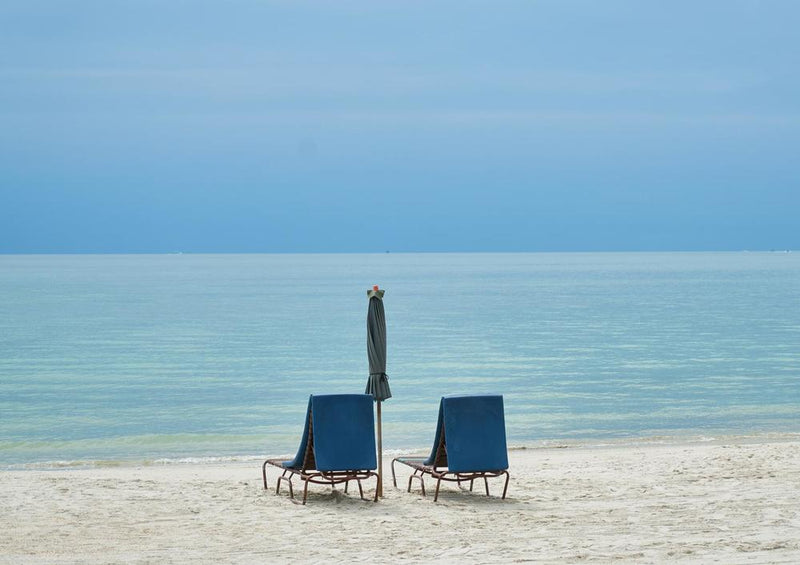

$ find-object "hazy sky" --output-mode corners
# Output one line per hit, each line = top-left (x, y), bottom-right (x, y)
(2, 1), (798, 253)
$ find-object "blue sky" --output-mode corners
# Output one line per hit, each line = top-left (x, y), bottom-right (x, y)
(1, 1), (798, 253)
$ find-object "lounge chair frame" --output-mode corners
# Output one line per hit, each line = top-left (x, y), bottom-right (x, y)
(390, 433), (510, 502)
(391, 458), (509, 502)
(262, 411), (378, 505)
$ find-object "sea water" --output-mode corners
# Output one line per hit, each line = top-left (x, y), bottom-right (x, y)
(1, 252), (799, 468)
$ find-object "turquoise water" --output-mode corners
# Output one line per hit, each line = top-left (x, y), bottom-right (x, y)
(1, 252), (799, 468)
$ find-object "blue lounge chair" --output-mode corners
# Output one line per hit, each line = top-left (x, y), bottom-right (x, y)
(391, 394), (510, 501)
(262, 394), (379, 504)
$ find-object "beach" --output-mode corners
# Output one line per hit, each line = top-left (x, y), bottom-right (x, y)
(2, 436), (799, 564)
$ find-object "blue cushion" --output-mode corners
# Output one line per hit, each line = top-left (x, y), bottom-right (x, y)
(311, 394), (377, 472)
(282, 396), (313, 469)
(423, 397), (446, 466)
(442, 394), (509, 473)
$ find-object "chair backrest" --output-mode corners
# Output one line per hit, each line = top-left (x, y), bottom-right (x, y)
(424, 394), (508, 473)
(282, 396), (315, 470)
(311, 394), (377, 472)
(423, 398), (448, 468)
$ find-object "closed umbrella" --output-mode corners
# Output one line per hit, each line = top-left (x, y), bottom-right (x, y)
(365, 285), (391, 496)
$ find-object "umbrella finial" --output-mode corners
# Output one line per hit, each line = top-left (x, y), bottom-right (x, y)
(373, 284), (379, 291)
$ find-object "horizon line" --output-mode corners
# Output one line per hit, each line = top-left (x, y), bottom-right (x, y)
(0, 249), (795, 256)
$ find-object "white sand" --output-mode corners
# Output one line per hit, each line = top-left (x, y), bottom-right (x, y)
(2, 437), (799, 564)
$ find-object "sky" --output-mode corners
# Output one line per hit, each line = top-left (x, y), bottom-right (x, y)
(1, 1), (798, 253)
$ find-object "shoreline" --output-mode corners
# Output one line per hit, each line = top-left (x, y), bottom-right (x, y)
(5, 430), (800, 472)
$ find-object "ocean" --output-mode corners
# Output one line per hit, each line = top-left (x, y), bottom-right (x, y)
(1, 252), (799, 469)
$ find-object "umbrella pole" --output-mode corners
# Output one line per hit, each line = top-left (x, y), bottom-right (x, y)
(377, 400), (383, 497)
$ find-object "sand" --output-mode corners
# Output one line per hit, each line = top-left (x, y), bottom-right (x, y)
(2, 436), (799, 564)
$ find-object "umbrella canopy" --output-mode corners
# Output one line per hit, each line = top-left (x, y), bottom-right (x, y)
(365, 289), (392, 401)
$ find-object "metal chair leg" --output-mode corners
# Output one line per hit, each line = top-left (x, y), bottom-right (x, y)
(277, 475), (294, 500)
(407, 472), (426, 496)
